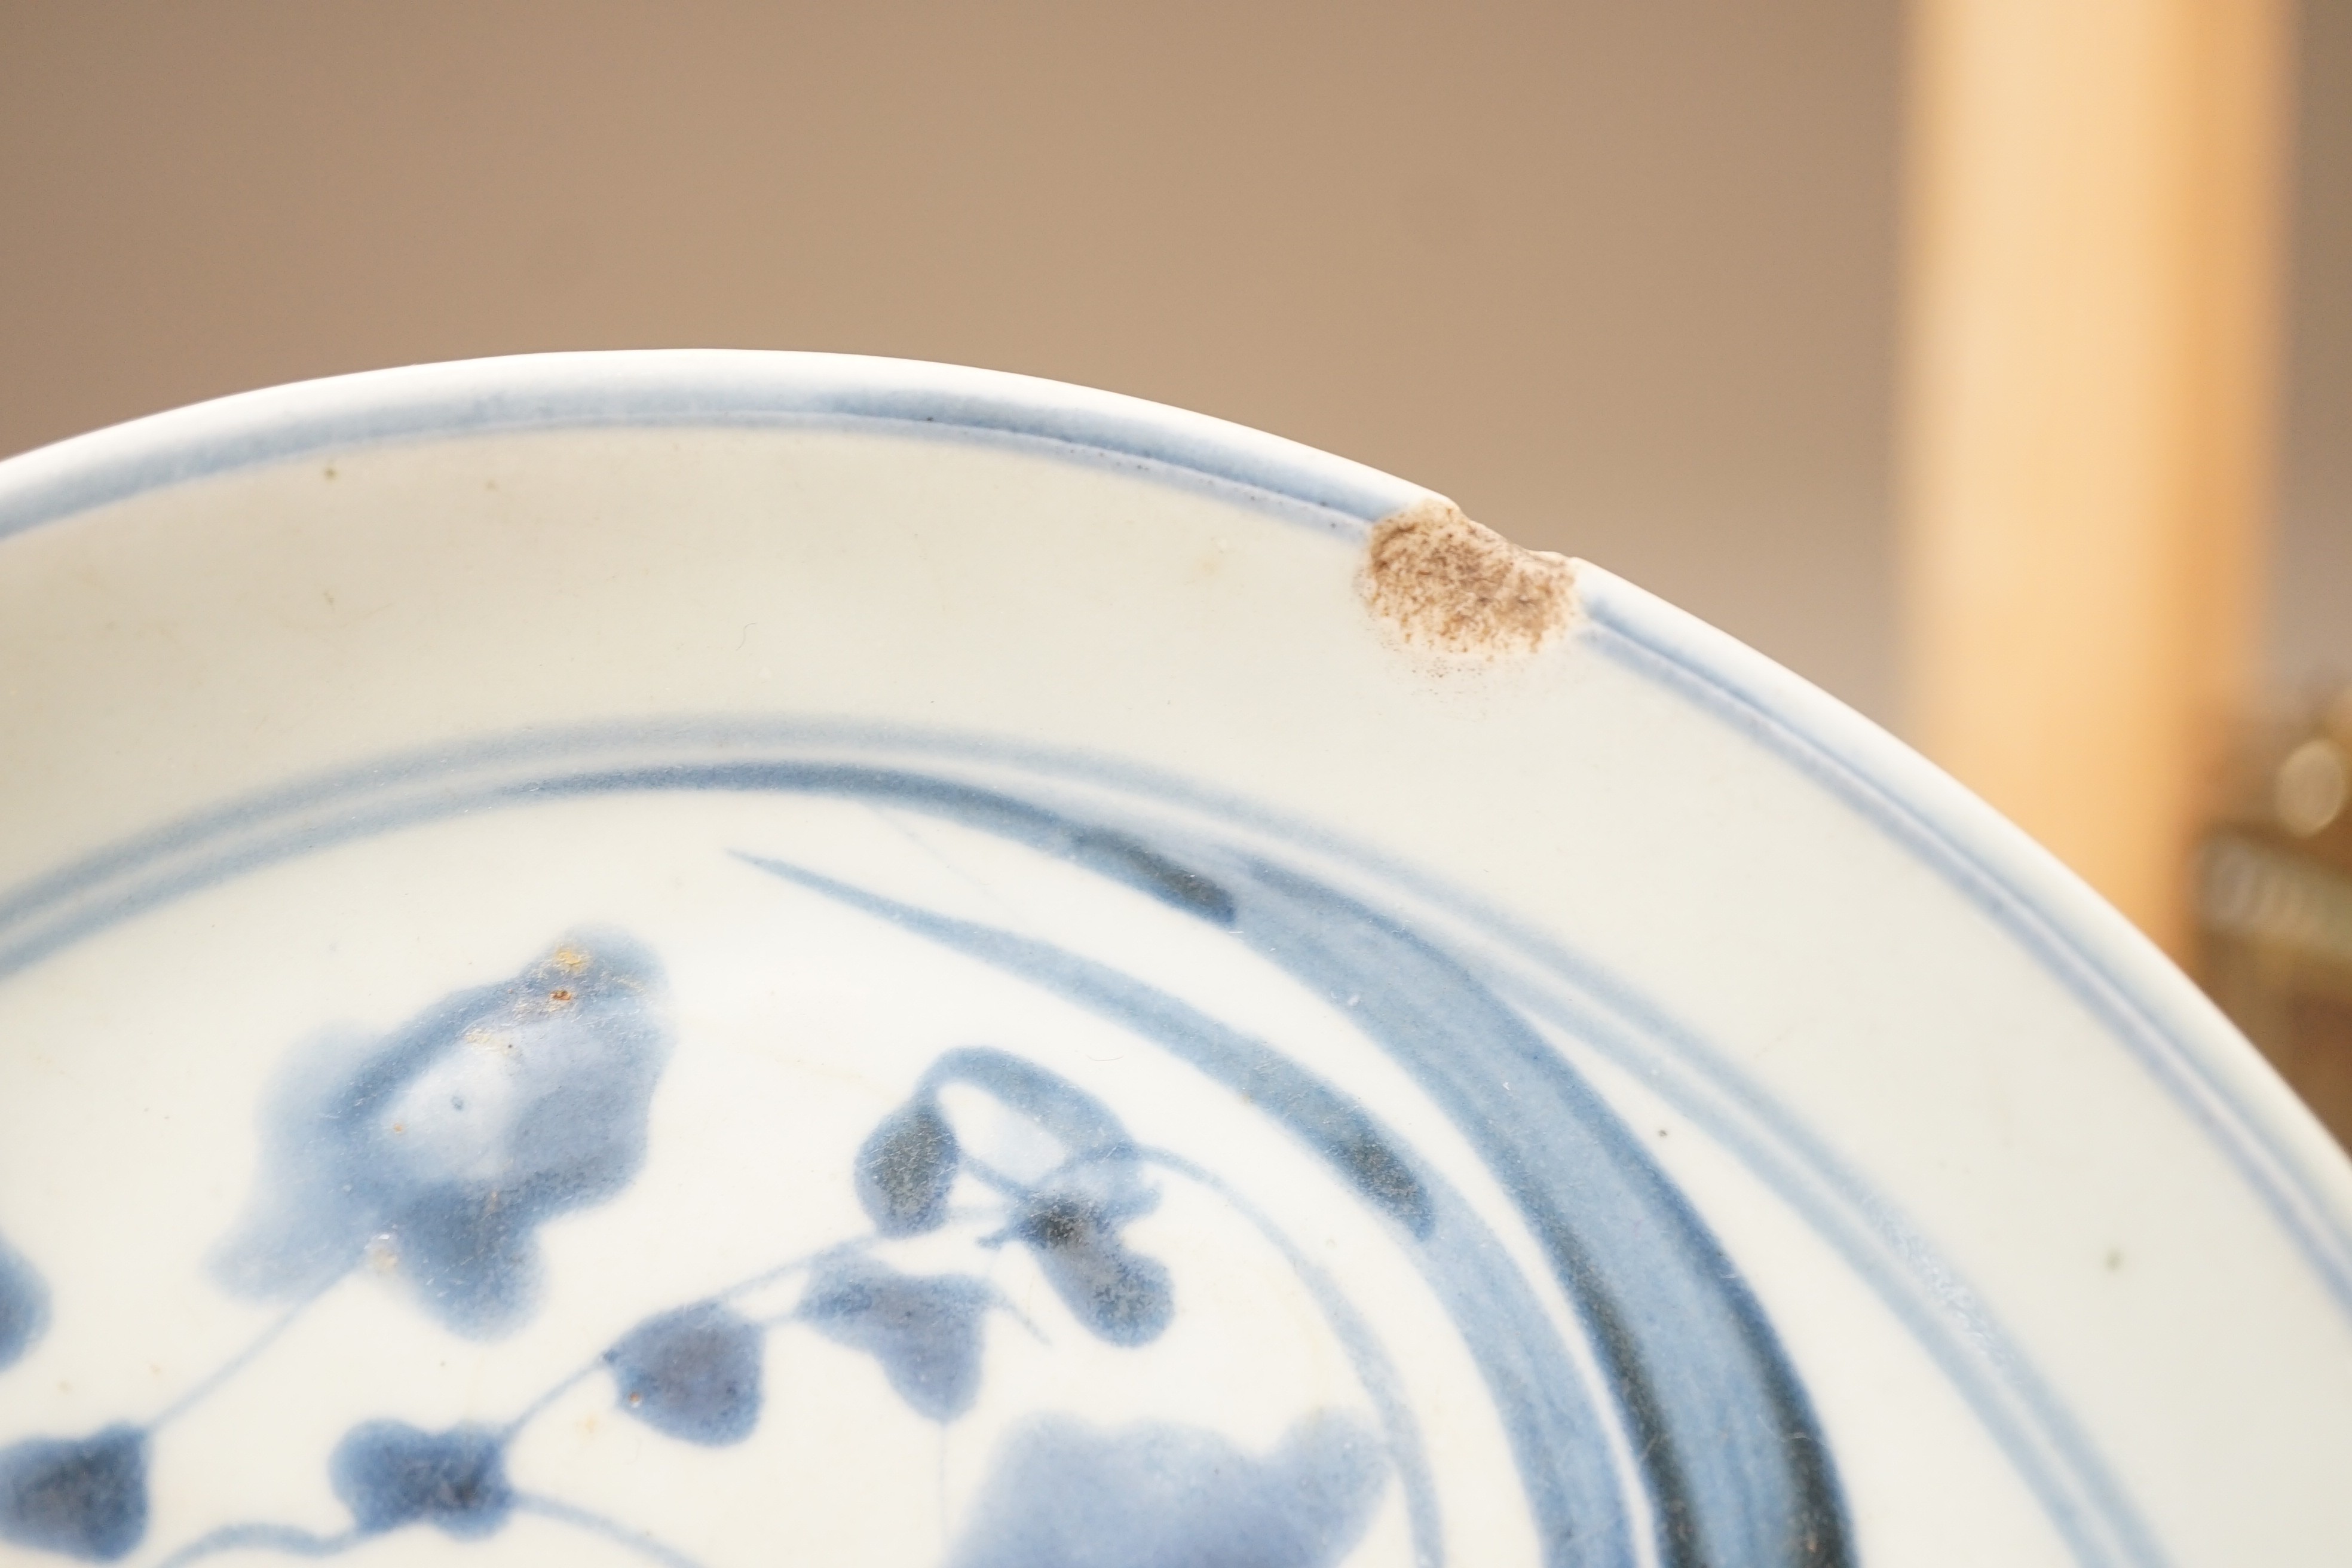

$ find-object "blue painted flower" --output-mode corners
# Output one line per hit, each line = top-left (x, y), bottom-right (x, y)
(211, 932), (672, 1337)
(947, 1413), (1387, 1568)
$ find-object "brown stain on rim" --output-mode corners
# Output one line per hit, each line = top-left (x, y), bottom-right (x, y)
(1358, 495), (1578, 657)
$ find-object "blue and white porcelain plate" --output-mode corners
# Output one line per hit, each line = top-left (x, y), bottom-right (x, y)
(0, 353), (2347, 1567)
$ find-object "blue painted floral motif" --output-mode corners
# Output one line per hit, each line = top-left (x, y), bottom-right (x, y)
(96, 1016), (1218, 1566)
(0, 756), (1855, 1568)
(947, 1413), (1388, 1568)
(0, 1230), (48, 1372)
(210, 932), (672, 1337)
(862, 1046), (1175, 1348)
(0, 932), (675, 1565)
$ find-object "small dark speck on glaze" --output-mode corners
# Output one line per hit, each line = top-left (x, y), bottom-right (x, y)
(0, 1426), (148, 1561)
(605, 1303), (765, 1445)
(0, 1231), (50, 1371)
(330, 1422), (512, 1539)
(948, 1411), (1387, 1568)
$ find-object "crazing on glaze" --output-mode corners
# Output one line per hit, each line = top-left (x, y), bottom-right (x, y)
(0, 760), (1848, 1568)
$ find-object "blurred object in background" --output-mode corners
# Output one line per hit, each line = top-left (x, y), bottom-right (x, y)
(2175, 0), (2352, 1156)
(2273, 0), (2352, 773)
(2201, 688), (2352, 1143)
(1897, 0), (2296, 960)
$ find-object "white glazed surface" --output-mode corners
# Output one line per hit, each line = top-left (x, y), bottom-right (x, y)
(0, 353), (2346, 1568)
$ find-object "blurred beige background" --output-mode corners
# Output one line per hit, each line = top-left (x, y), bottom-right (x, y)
(2281, 0), (2352, 706)
(0, 1), (2341, 730)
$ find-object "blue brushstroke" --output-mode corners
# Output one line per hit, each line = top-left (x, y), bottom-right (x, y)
(736, 853), (1638, 1567)
(1228, 859), (1849, 1568)
(329, 1421), (512, 1539)
(1136, 1147), (1446, 1568)
(890, 1049), (1177, 1347)
(0, 354), (1402, 551)
(1004, 1186), (1174, 1348)
(740, 791), (1849, 1565)
(920, 1048), (1137, 1164)
(0, 746), (1863, 1568)
(0, 1426), (148, 1562)
(152, 1523), (357, 1568)
(948, 1413), (1387, 1568)
(0, 1231), (48, 1372)
(148, 1294), (323, 1433)
(606, 1303), (765, 1446)
(513, 1494), (710, 1568)
(799, 1255), (995, 1422)
(210, 930), (672, 1337)
(739, 863), (1432, 1242)
(855, 1098), (961, 1236)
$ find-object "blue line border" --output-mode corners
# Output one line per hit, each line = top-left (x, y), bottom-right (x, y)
(0, 351), (1415, 544)
(1571, 571), (2352, 1313)
(0, 718), (2160, 1566)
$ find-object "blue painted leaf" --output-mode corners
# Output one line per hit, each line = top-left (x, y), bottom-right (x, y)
(1013, 1192), (1172, 1347)
(855, 1098), (959, 1236)
(948, 1413), (1386, 1568)
(0, 1426), (148, 1562)
(605, 1302), (765, 1445)
(329, 1422), (512, 1540)
(0, 1232), (49, 1372)
(800, 1257), (993, 1421)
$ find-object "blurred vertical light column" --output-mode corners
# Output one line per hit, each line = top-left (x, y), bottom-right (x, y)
(1898, 0), (2295, 955)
